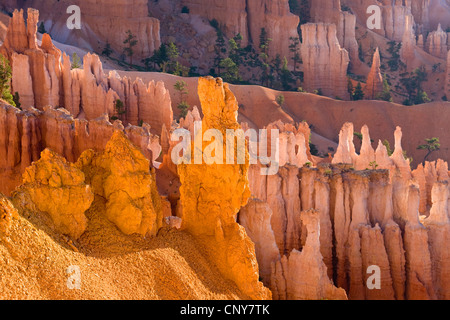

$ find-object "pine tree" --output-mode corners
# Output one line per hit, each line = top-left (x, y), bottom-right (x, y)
(102, 42), (113, 57)
(13, 91), (21, 110)
(165, 42), (181, 74)
(352, 82), (364, 100)
(148, 43), (168, 71)
(229, 33), (244, 66)
(214, 29), (227, 75)
(38, 22), (47, 34)
(0, 54), (15, 107)
(276, 94), (285, 107)
(280, 57), (293, 91)
(376, 75), (393, 102)
(347, 79), (354, 100)
(174, 81), (190, 120)
(219, 58), (241, 84)
(289, 36), (301, 72)
(417, 137), (440, 164)
(259, 28), (272, 87)
(123, 30), (138, 66)
(71, 52), (81, 69)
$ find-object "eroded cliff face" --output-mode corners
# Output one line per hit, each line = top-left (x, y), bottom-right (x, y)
(0, 101), (161, 197)
(8, 0), (161, 62)
(241, 121), (449, 300)
(301, 23), (350, 99)
(0, 9), (172, 131)
(270, 209), (348, 300)
(310, 0), (361, 71)
(177, 77), (271, 300)
(182, 0), (299, 63)
(425, 24), (448, 59)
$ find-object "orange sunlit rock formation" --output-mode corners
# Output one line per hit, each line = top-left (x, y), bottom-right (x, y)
(12, 148), (93, 239)
(177, 77), (271, 300)
(0, 1), (449, 302)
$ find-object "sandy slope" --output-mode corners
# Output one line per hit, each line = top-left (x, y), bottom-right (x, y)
(0, 195), (246, 300)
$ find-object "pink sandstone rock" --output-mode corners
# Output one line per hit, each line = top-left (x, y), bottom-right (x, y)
(246, 120), (449, 300)
(239, 198), (281, 287)
(364, 48), (384, 100)
(446, 50), (450, 99)
(310, 0), (361, 71)
(14, 0), (160, 63)
(425, 24), (448, 59)
(1, 9), (173, 135)
(270, 209), (348, 300)
(183, 0), (299, 62)
(423, 181), (450, 299)
(301, 23), (350, 99)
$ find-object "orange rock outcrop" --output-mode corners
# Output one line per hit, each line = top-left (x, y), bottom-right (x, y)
(75, 131), (164, 236)
(0, 193), (17, 237)
(11, 130), (165, 240)
(12, 148), (94, 239)
(177, 77), (270, 300)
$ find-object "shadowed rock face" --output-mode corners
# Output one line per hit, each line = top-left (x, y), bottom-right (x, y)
(1, 0), (160, 62)
(182, 0), (299, 62)
(271, 209), (348, 300)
